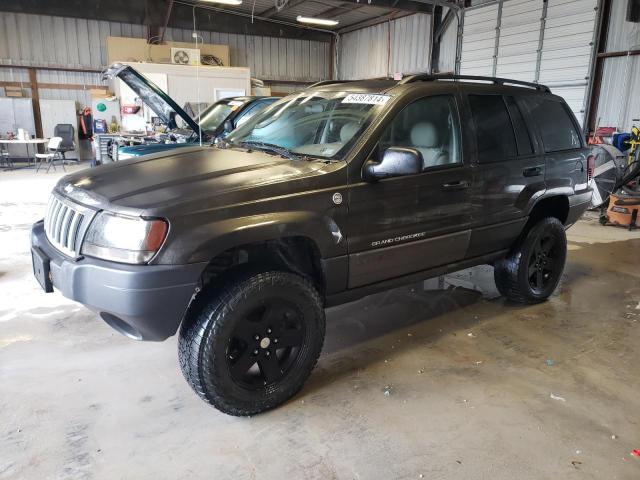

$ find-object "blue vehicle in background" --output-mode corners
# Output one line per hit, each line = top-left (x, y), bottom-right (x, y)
(102, 64), (277, 162)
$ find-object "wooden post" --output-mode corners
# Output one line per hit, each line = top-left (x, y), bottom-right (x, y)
(28, 68), (44, 145)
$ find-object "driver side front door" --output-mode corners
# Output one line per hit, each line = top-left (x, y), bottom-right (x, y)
(346, 94), (473, 289)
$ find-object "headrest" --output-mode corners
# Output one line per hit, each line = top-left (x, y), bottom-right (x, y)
(340, 122), (359, 142)
(410, 122), (438, 148)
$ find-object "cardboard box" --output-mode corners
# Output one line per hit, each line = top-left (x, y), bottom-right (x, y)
(90, 88), (111, 98)
(107, 37), (230, 67)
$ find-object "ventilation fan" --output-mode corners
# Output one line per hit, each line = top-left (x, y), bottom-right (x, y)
(171, 48), (200, 66)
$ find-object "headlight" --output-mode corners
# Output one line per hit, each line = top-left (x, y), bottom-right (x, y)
(81, 212), (168, 264)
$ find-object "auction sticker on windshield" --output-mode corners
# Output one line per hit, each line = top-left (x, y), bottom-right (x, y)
(342, 93), (391, 105)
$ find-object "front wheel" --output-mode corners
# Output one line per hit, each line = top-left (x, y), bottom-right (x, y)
(494, 217), (567, 304)
(178, 270), (325, 416)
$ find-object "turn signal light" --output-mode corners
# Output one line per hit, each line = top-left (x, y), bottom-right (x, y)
(145, 219), (168, 251)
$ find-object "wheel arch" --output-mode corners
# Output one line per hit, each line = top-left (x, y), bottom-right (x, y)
(526, 193), (570, 226)
(184, 211), (343, 265)
(183, 212), (342, 297)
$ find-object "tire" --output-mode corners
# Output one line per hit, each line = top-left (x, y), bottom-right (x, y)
(494, 217), (567, 304)
(178, 270), (325, 416)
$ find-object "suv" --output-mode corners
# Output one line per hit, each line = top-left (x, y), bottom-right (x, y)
(30, 74), (592, 416)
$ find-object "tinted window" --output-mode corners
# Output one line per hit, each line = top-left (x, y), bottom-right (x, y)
(379, 95), (461, 170)
(469, 95), (517, 163)
(524, 98), (581, 152)
(504, 96), (533, 155)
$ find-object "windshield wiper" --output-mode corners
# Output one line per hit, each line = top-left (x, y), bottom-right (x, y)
(240, 141), (301, 160)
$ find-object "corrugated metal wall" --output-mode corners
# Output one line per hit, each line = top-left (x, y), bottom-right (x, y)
(338, 13), (431, 80)
(438, 9), (459, 73)
(538, 0), (598, 120)
(460, 3), (499, 76)
(595, 0), (640, 130)
(0, 12), (329, 106)
(458, 0), (599, 127)
(495, 0), (542, 81)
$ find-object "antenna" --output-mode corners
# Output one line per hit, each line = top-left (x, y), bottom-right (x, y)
(193, 6), (203, 146)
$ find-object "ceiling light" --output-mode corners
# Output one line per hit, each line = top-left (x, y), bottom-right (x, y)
(296, 15), (339, 26)
(200, 0), (243, 5)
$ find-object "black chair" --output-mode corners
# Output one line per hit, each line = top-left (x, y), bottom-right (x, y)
(54, 124), (76, 164)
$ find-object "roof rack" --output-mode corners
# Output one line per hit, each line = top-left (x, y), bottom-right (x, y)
(308, 79), (354, 88)
(398, 74), (551, 93)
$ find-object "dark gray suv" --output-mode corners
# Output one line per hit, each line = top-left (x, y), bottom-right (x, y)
(31, 74), (593, 415)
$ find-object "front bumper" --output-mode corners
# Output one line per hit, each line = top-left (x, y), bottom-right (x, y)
(31, 220), (207, 341)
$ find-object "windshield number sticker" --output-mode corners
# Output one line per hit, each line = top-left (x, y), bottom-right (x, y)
(228, 100), (244, 106)
(342, 94), (391, 105)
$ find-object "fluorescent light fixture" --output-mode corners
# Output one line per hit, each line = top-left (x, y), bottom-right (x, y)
(200, 0), (243, 5)
(296, 15), (339, 26)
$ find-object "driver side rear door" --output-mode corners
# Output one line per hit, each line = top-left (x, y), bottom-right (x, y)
(345, 93), (473, 288)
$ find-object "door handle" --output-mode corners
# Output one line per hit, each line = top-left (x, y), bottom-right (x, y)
(441, 180), (471, 190)
(523, 166), (543, 177)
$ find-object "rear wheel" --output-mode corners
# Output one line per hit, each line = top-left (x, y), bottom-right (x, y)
(178, 270), (325, 416)
(494, 217), (567, 303)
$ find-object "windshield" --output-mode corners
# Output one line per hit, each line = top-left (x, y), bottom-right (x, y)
(197, 100), (237, 133)
(226, 91), (391, 159)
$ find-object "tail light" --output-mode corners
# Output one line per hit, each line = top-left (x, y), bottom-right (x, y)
(587, 154), (595, 182)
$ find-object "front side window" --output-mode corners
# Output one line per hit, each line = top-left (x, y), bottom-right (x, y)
(227, 91), (390, 159)
(469, 95), (517, 164)
(379, 95), (461, 170)
(523, 97), (582, 152)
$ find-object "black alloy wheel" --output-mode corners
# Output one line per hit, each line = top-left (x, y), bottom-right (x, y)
(226, 301), (305, 390)
(178, 270), (325, 416)
(494, 217), (567, 304)
(526, 232), (561, 294)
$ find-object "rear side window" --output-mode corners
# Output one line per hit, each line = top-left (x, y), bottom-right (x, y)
(504, 96), (533, 155)
(468, 95), (517, 163)
(524, 97), (581, 152)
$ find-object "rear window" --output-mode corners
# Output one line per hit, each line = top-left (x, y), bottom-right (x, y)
(523, 97), (581, 152)
(469, 95), (517, 163)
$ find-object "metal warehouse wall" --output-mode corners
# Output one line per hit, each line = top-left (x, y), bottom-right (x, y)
(338, 13), (432, 80)
(595, 0), (640, 130)
(438, 8), (459, 73)
(458, 0), (599, 127)
(0, 12), (329, 106)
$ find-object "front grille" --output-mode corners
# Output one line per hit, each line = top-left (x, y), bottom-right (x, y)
(44, 194), (96, 257)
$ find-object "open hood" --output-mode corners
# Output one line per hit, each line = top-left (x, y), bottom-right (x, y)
(102, 63), (201, 135)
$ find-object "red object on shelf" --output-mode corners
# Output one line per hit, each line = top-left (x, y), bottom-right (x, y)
(595, 127), (616, 137)
(121, 105), (141, 115)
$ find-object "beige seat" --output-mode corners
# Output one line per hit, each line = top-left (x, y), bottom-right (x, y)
(35, 137), (66, 173)
(410, 122), (448, 170)
(340, 122), (359, 143)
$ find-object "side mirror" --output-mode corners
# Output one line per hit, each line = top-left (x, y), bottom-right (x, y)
(363, 147), (423, 181)
(223, 119), (234, 133)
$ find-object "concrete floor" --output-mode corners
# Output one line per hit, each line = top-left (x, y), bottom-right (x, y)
(1, 165), (639, 480)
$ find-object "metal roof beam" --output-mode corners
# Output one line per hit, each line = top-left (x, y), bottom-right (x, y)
(0, 0), (333, 41)
(336, 0), (434, 13)
(258, 0), (309, 19)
